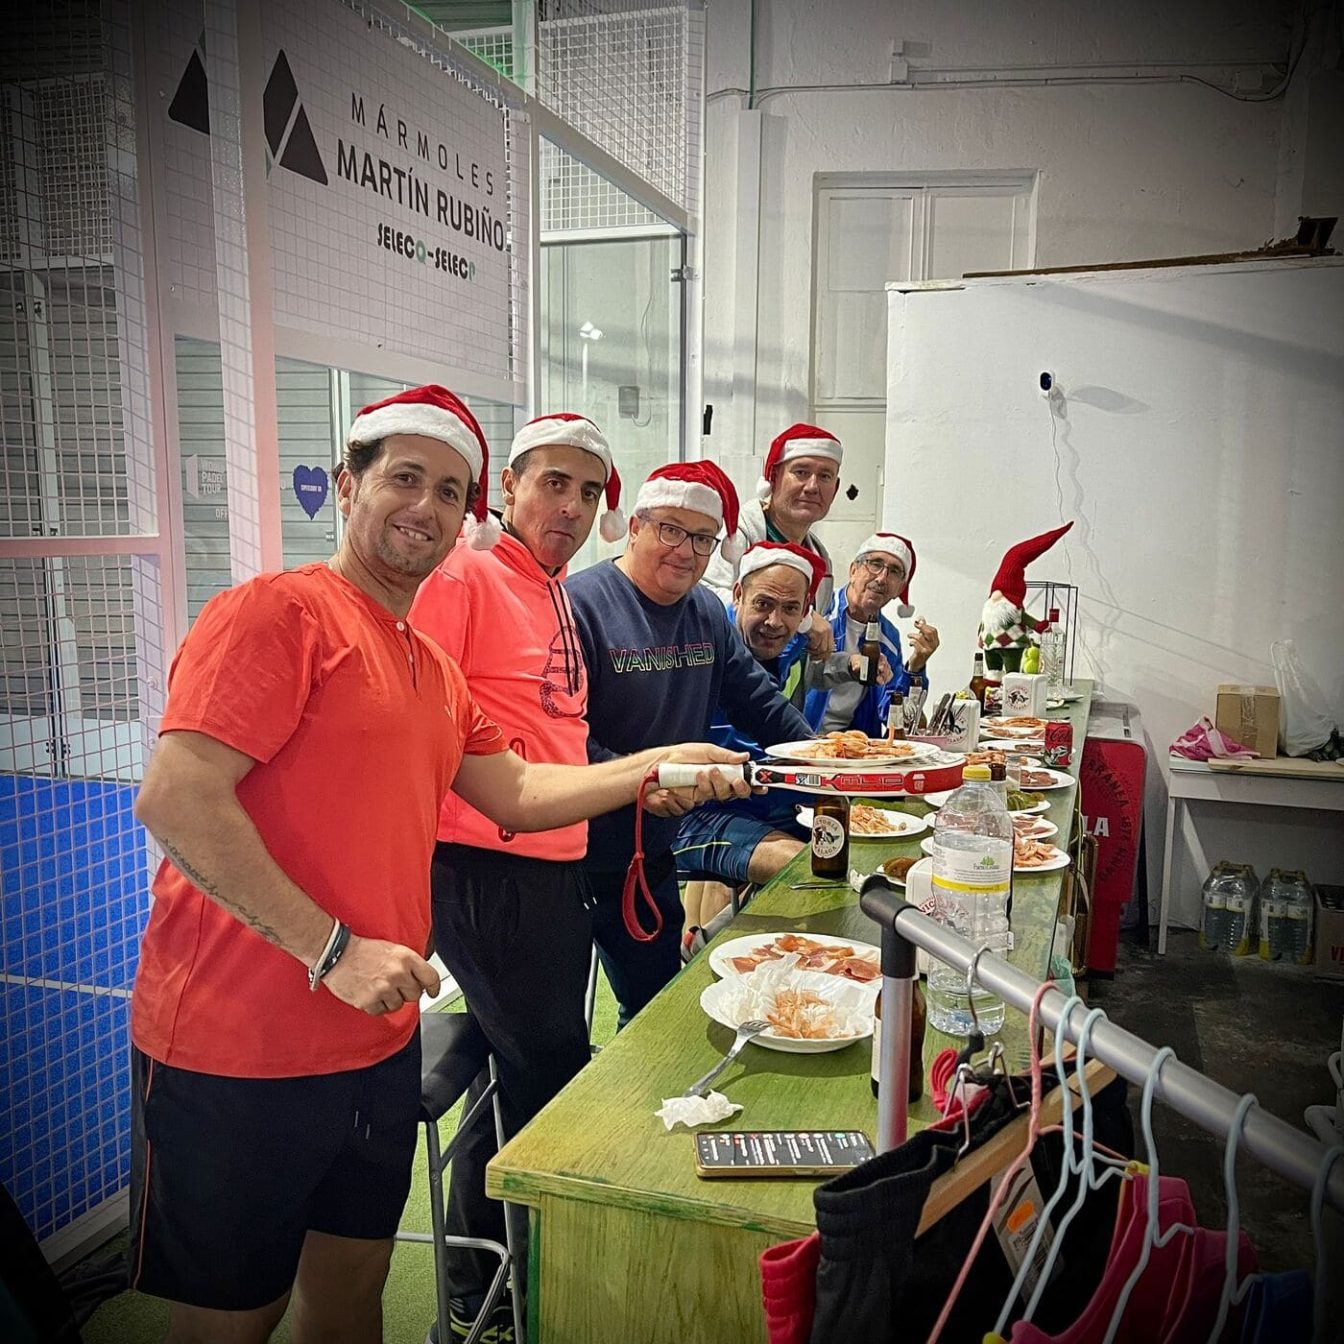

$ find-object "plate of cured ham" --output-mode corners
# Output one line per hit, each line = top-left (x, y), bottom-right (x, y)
(708, 931), (881, 983)
(980, 716), (1051, 737)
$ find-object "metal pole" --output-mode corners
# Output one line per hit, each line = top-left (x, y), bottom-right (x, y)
(863, 884), (918, 1154)
(858, 875), (1344, 1215)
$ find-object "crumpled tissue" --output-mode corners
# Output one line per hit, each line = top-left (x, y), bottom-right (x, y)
(655, 1091), (743, 1131)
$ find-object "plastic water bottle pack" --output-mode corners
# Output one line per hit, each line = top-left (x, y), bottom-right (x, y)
(1199, 861), (1258, 957)
(1258, 868), (1314, 964)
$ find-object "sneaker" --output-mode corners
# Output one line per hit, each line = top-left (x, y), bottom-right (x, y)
(436, 1293), (515, 1344)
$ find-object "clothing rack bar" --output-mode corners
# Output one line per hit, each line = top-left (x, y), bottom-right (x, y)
(859, 874), (1344, 1215)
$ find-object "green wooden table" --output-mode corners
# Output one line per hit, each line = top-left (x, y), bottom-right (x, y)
(489, 687), (1093, 1343)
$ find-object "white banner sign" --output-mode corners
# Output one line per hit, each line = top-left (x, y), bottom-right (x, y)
(152, 0), (522, 394)
(260, 1), (517, 389)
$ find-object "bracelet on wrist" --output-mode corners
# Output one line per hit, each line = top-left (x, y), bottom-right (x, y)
(307, 919), (351, 992)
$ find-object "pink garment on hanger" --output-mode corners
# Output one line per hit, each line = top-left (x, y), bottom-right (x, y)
(1157, 1225), (1256, 1343)
(760, 1231), (820, 1344)
(1008, 1173), (1195, 1344)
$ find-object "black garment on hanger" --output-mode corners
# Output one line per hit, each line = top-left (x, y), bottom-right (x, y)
(809, 1073), (1133, 1343)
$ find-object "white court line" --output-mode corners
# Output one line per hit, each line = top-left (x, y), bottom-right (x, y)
(1, 974), (133, 998)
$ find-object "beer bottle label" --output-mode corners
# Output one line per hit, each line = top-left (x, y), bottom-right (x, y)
(812, 815), (847, 859)
(855, 655), (871, 683)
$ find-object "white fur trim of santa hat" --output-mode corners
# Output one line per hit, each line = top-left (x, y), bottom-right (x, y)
(634, 477), (724, 527)
(347, 401), (483, 481)
(756, 424), (843, 502)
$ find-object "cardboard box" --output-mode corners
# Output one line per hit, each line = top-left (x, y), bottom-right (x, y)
(1315, 886), (1344, 981)
(1214, 684), (1280, 758)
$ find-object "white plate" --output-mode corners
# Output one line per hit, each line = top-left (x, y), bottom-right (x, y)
(977, 739), (1045, 755)
(709, 931), (881, 980)
(1012, 817), (1059, 840)
(796, 805), (930, 841)
(699, 973), (875, 1053)
(921, 788), (1050, 815)
(763, 738), (943, 767)
(920, 835), (1071, 873)
(1014, 767), (1074, 792)
(1049, 688), (1084, 704)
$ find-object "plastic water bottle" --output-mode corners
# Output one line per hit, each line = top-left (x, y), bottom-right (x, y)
(1225, 863), (1258, 957)
(1199, 865), (1229, 951)
(928, 764), (1013, 1037)
(1041, 608), (1066, 697)
(1259, 869), (1313, 964)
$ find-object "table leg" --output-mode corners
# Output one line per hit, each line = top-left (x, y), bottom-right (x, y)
(1159, 794), (1178, 955)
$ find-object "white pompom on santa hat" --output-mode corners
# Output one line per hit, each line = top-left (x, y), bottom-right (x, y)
(737, 540), (828, 611)
(507, 412), (625, 542)
(756, 423), (843, 502)
(345, 383), (501, 549)
(854, 532), (917, 617)
(632, 460), (744, 565)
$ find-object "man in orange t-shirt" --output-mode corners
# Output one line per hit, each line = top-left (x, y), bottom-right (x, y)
(127, 385), (746, 1344)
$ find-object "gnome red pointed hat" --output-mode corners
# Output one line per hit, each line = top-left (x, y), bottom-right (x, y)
(738, 540), (827, 610)
(633, 460), (743, 563)
(757, 423), (842, 501)
(508, 412), (624, 542)
(855, 532), (916, 617)
(347, 384), (499, 549)
(988, 522), (1074, 606)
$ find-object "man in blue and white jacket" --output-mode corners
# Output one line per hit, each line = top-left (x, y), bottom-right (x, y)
(804, 532), (941, 737)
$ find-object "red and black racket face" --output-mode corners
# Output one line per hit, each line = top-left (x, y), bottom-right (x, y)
(750, 760), (964, 797)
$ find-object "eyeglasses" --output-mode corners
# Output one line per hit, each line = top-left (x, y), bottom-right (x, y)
(860, 556), (906, 580)
(639, 514), (720, 557)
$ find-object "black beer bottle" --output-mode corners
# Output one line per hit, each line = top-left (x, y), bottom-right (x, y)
(858, 620), (882, 689)
(810, 792), (850, 878)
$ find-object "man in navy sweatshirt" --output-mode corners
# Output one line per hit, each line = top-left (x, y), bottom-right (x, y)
(566, 462), (813, 1025)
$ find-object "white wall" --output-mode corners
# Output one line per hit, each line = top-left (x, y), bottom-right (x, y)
(702, 0), (1301, 521)
(884, 257), (1344, 928)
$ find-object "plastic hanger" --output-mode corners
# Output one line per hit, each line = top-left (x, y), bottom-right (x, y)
(927, 979), (1058, 1344)
(1203, 1092), (1259, 1342)
(986, 991), (1085, 1337)
(1022, 1007), (1131, 1324)
(1100, 1045), (1196, 1344)
(1309, 1143), (1344, 1344)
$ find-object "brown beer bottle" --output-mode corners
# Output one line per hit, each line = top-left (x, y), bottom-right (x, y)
(858, 620), (882, 689)
(810, 792), (850, 878)
(870, 979), (927, 1103)
(888, 691), (906, 740)
(969, 651), (988, 709)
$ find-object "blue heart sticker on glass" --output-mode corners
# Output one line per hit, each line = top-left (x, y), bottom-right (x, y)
(292, 465), (329, 519)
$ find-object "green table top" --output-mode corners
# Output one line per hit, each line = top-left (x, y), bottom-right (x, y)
(488, 685), (1093, 1239)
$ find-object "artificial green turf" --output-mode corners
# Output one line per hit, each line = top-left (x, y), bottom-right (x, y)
(83, 969), (620, 1343)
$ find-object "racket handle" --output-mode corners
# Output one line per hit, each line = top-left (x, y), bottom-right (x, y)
(655, 762), (751, 789)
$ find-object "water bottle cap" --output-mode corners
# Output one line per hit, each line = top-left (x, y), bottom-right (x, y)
(963, 764), (992, 781)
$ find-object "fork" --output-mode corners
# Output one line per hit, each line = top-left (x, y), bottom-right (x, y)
(683, 1019), (770, 1098)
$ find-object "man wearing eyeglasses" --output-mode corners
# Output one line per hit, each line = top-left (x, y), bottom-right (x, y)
(703, 423), (844, 657)
(804, 533), (940, 736)
(566, 463), (814, 1026)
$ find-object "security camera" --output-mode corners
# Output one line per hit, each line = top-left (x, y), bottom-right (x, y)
(1039, 371), (1055, 397)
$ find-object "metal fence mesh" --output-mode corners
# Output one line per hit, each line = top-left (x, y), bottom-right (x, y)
(0, 0), (158, 1249)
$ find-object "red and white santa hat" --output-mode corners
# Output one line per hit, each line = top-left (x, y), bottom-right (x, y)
(633, 460), (743, 564)
(508, 412), (625, 543)
(854, 532), (916, 617)
(757, 423), (843, 502)
(346, 384), (500, 549)
(737, 541), (827, 611)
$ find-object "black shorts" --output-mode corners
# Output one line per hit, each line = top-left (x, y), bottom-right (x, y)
(128, 1032), (421, 1311)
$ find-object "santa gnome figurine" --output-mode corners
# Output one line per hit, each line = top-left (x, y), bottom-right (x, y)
(978, 521), (1074, 672)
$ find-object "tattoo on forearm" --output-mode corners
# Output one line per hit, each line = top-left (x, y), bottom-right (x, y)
(160, 838), (287, 950)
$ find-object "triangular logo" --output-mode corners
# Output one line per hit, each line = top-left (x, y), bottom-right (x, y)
(263, 50), (327, 186)
(168, 42), (209, 135)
